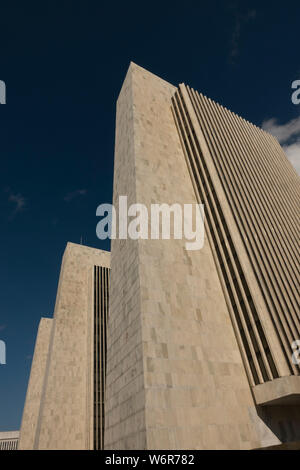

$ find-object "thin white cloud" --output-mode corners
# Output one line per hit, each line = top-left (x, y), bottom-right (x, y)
(262, 117), (300, 175)
(64, 189), (87, 202)
(262, 116), (300, 143)
(282, 140), (300, 174)
(9, 192), (26, 211)
(5, 188), (27, 218)
(229, 7), (256, 62)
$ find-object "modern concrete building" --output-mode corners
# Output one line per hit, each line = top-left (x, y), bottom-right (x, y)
(19, 242), (110, 450)
(0, 431), (19, 450)
(19, 63), (300, 450)
(104, 63), (300, 450)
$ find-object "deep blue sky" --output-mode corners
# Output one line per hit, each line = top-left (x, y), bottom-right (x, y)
(0, 0), (299, 431)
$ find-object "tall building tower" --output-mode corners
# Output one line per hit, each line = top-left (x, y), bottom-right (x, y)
(19, 242), (110, 450)
(18, 63), (299, 450)
(104, 63), (300, 450)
